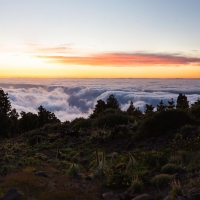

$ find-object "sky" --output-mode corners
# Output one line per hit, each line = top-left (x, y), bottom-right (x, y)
(1, 0), (200, 78)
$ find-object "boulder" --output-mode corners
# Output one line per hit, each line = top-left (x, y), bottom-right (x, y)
(102, 191), (120, 200)
(1, 188), (22, 200)
(189, 193), (200, 200)
(132, 193), (154, 200)
(175, 197), (187, 200)
(117, 191), (129, 200)
(34, 171), (48, 177)
(163, 195), (170, 200)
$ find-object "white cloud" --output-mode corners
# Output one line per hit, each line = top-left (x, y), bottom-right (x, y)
(0, 79), (200, 122)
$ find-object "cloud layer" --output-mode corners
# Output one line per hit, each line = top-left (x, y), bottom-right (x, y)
(0, 78), (200, 121)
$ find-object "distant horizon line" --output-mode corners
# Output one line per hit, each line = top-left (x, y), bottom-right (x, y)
(0, 77), (200, 79)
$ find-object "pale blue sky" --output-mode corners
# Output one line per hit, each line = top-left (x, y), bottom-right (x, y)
(1, 0), (200, 53)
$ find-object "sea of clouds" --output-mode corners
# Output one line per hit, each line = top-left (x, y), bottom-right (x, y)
(0, 78), (200, 122)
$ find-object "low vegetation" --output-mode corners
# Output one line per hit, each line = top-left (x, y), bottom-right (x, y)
(0, 88), (200, 199)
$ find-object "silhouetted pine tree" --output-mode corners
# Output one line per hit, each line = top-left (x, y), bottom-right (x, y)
(176, 94), (189, 109)
(126, 101), (143, 118)
(106, 94), (120, 109)
(157, 100), (166, 112)
(167, 98), (175, 110)
(38, 105), (60, 127)
(144, 104), (154, 114)
(0, 88), (12, 137)
(19, 111), (39, 132)
(90, 99), (106, 118)
(9, 108), (19, 136)
(127, 101), (135, 115)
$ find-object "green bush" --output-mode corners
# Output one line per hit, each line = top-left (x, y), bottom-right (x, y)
(133, 169), (150, 184)
(93, 110), (132, 128)
(70, 117), (93, 130)
(67, 163), (80, 178)
(59, 161), (71, 169)
(106, 171), (132, 189)
(43, 122), (63, 132)
(150, 174), (171, 189)
(170, 180), (183, 199)
(34, 153), (48, 161)
(12, 145), (22, 153)
(0, 165), (12, 174)
(190, 104), (200, 120)
(142, 151), (168, 169)
(129, 178), (144, 194)
(174, 133), (182, 142)
(23, 157), (39, 166)
(168, 154), (182, 165)
(137, 109), (195, 139)
(161, 163), (181, 174)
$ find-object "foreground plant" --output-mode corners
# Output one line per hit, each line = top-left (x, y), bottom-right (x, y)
(129, 177), (144, 194)
(170, 180), (183, 199)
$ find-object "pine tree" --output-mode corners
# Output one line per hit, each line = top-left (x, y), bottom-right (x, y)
(9, 108), (19, 136)
(167, 98), (175, 110)
(106, 94), (119, 109)
(191, 98), (200, 107)
(144, 104), (154, 114)
(19, 111), (39, 132)
(90, 99), (106, 118)
(157, 100), (166, 112)
(38, 105), (60, 127)
(0, 88), (11, 116)
(176, 94), (189, 109)
(127, 101), (136, 115)
(0, 88), (12, 137)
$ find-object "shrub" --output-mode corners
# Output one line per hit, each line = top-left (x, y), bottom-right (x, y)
(161, 164), (181, 174)
(129, 178), (144, 194)
(137, 109), (195, 139)
(150, 174), (171, 189)
(170, 180), (183, 199)
(93, 150), (108, 178)
(67, 163), (80, 178)
(70, 117), (93, 130)
(126, 153), (137, 173)
(23, 157), (39, 166)
(12, 145), (22, 153)
(142, 151), (168, 169)
(174, 133), (182, 142)
(92, 110), (132, 128)
(58, 161), (71, 169)
(106, 171), (132, 189)
(179, 124), (197, 138)
(190, 104), (200, 120)
(43, 122), (63, 132)
(34, 153), (48, 161)
(28, 135), (46, 146)
(0, 165), (12, 174)
(168, 154), (182, 165)
(180, 124), (196, 133)
(133, 169), (150, 184)
(94, 163), (108, 178)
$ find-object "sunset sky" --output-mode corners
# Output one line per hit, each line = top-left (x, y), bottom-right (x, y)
(1, 0), (200, 78)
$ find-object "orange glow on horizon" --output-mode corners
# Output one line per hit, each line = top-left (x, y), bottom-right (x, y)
(1, 65), (200, 79)
(1, 51), (200, 79)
